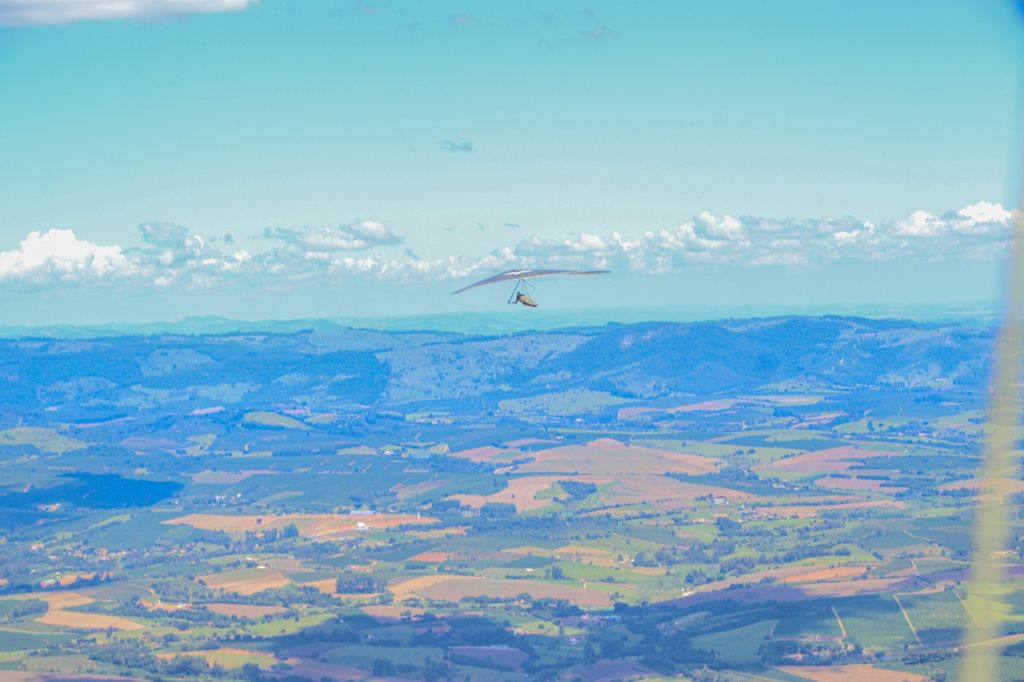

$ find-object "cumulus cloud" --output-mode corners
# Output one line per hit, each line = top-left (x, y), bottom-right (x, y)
(0, 229), (132, 286)
(440, 139), (474, 153)
(262, 220), (401, 252)
(0, 0), (257, 25)
(0, 202), (1015, 292)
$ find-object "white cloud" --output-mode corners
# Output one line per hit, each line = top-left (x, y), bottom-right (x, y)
(0, 229), (132, 283)
(0, 201), (1015, 292)
(263, 220), (402, 252)
(0, 0), (257, 26)
(894, 210), (946, 237)
(958, 200), (1012, 226)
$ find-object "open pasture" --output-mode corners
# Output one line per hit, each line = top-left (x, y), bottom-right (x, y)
(27, 593), (94, 610)
(756, 499), (905, 519)
(200, 567), (291, 595)
(37, 610), (143, 631)
(361, 604), (426, 621)
(396, 575), (613, 607)
(447, 445), (519, 462)
(157, 647), (275, 669)
(499, 389), (631, 416)
(815, 476), (905, 494)
(780, 566), (870, 584)
(695, 565), (871, 593)
(618, 398), (744, 419)
(776, 664), (927, 681)
(390, 479), (451, 500)
(516, 438), (724, 476)
(409, 551), (450, 563)
(272, 657), (369, 681)
(165, 511), (437, 537)
(764, 445), (902, 474)
(798, 577), (915, 598)
(242, 411), (310, 430)
(450, 475), (609, 512)
(0, 427), (85, 454)
(691, 619), (777, 664)
(614, 474), (754, 508)
(833, 596), (918, 651)
(449, 644), (529, 668)
(191, 470), (260, 484)
(389, 574), (459, 601)
(772, 602), (843, 640)
(899, 589), (971, 646)
(0, 631), (78, 653)
(204, 603), (287, 618)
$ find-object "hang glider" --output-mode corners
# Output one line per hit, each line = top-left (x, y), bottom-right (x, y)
(451, 269), (609, 307)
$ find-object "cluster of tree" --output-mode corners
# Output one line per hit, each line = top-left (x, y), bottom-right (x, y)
(1, 598), (47, 620)
(335, 575), (385, 594)
(558, 480), (598, 500)
(545, 566), (568, 581)
(83, 640), (228, 679)
(763, 638), (855, 664)
(763, 543), (850, 565)
(481, 502), (517, 519)
(635, 540), (740, 567)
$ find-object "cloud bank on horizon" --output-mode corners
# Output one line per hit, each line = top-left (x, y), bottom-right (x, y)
(0, 202), (1013, 294)
(0, 0), (256, 25)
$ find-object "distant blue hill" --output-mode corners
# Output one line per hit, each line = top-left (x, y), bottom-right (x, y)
(0, 316), (992, 422)
(0, 302), (996, 338)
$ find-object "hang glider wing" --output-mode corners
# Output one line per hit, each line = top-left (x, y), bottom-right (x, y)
(451, 269), (609, 295)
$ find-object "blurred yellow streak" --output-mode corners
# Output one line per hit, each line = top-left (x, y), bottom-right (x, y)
(958, 211), (1024, 681)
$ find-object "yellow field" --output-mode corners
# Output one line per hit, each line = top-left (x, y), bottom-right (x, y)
(191, 470), (257, 484)
(200, 568), (290, 595)
(165, 511), (437, 537)
(516, 438), (723, 476)
(780, 565), (870, 584)
(409, 551), (450, 563)
(10, 591), (146, 632)
(815, 476), (904, 493)
(0, 673), (146, 681)
(765, 445), (898, 474)
(757, 499), (904, 518)
(204, 603), (287, 618)
(394, 575), (612, 607)
(140, 599), (189, 612)
(618, 398), (742, 419)
(451, 475), (608, 512)
(695, 565), (871, 593)
(0, 426), (85, 454)
(423, 577), (613, 607)
(609, 474), (753, 508)
(362, 604), (425, 621)
(32, 592), (94, 609)
(449, 445), (517, 462)
(452, 467), (751, 513)
(505, 545), (559, 557)
(277, 656), (369, 681)
(390, 574), (458, 600)
(301, 578), (339, 595)
(38, 609), (143, 631)
(799, 577), (911, 597)
(157, 648), (274, 669)
(390, 479), (450, 500)
(777, 664), (927, 681)
(408, 526), (467, 539)
(242, 411), (309, 430)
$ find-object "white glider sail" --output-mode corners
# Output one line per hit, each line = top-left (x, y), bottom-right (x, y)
(451, 269), (609, 295)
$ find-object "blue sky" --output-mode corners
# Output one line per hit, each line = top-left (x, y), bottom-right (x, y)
(0, 0), (1021, 324)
